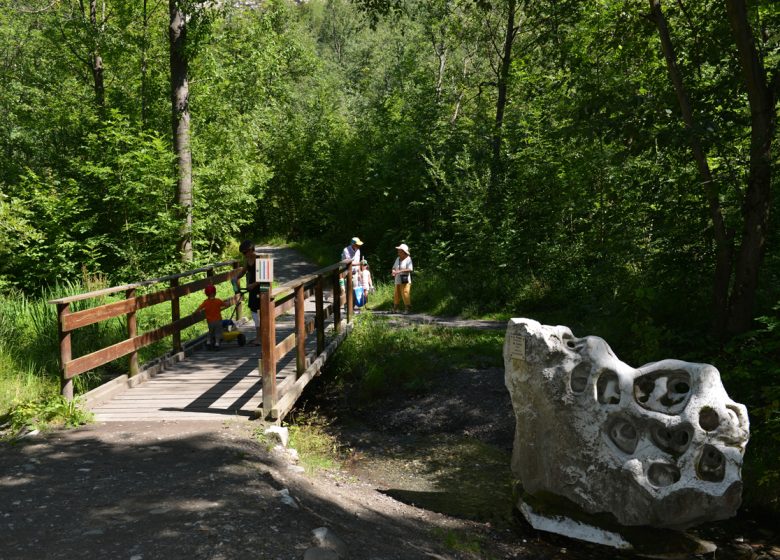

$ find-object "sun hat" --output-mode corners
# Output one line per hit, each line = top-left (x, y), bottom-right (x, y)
(395, 243), (410, 255)
(205, 284), (217, 296)
(360, 259), (368, 265)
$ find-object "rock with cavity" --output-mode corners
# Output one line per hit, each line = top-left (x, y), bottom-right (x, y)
(504, 318), (749, 530)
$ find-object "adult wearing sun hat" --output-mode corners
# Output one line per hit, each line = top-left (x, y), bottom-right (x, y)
(342, 236), (364, 283)
(391, 243), (413, 313)
(341, 237), (364, 311)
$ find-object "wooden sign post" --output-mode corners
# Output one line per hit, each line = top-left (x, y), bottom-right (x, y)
(257, 254), (277, 419)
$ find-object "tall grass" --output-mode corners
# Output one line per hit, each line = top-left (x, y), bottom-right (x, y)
(326, 313), (503, 402)
(0, 279), (240, 417)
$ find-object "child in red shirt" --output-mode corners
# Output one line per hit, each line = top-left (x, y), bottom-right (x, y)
(198, 285), (229, 350)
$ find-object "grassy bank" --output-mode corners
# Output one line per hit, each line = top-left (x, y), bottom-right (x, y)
(326, 313), (504, 401)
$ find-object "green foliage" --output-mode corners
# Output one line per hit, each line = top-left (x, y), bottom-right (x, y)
(284, 410), (343, 472)
(328, 314), (503, 401)
(434, 528), (484, 555)
(0, 0), (778, 513)
(716, 307), (780, 512)
(2, 395), (93, 438)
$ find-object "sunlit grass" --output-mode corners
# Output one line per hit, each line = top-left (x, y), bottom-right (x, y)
(284, 410), (343, 473)
(327, 313), (504, 401)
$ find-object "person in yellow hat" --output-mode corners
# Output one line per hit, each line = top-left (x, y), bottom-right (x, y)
(341, 237), (364, 310)
(342, 237), (364, 274)
(391, 243), (413, 313)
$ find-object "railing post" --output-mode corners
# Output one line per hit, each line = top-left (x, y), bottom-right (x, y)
(232, 261), (243, 319)
(261, 288), (277, 419)
(332, 268), (341, 333)
(346, 266), (354, 323)
(171, 277), (181, 353)
(57, 303), (73, 401)
(126, 288), (139, 377)
(295, 284), (306, 376)
(315, 275), (324, 354)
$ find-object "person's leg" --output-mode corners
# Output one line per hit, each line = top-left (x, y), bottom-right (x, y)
(402, 284), (411, 312)
(251, 309), (260, 346)
(207, 321), (217, 348)
(214, 320), (223, 348)
(393, 284), (401, 312)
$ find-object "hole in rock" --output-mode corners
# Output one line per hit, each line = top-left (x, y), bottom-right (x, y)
(699, 407), (720, 431)
(596, 370), (621, 405)
(635, 378), (655, 404)
(697, 445), (726, 482)
(633, 370), (692, 414)
(647, 462), (681, 487)
(570, 362), (590, 393)
(673, 382), (690, 394)
(606, 416), (638, 454)
(650, 423), (693, 455)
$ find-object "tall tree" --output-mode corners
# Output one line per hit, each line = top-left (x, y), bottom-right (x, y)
(649, 0), (776, 338)
(169, 0), (193, 263)
(490, 0), (519, 195)
(723, 0), (776, 336)
(648, 0), (733, 336)
(88, 0), (105, 109)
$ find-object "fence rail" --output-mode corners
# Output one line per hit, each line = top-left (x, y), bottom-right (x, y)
(50, 256), (356, 423)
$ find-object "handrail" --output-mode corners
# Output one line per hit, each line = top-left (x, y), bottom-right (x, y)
(52, 256), (357, 416)
(52, 260), (243, 399)
(48, 260), (239, 305)
(259, 258), (354, 420)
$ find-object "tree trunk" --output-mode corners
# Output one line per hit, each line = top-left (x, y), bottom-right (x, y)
(169, 0), (193, 263)
(724, 0), (775, 336)
(89, 0), (104, 108)
(648, 0), (733, 336)
(141, 0), (149, 127)
(490, 0), (517, 185)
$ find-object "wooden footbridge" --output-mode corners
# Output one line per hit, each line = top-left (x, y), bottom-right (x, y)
(49, 248), (360, 423)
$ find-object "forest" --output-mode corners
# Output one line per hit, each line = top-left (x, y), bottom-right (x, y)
(0, 0), (778, 513)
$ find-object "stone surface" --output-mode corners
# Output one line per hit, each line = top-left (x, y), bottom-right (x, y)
(265, 425), (290, 447)
(504, 318), (749, 531)
(311, 527), (348, 556)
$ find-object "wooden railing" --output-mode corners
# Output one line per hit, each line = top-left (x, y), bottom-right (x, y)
(259, 258), (354, 421)
(49, 260), (244, 400)
(50, 257), (356, 423)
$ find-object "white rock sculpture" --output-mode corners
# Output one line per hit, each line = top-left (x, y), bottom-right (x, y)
(504, 318), (749, 532)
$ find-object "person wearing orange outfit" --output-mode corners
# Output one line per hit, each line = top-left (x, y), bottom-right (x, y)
(198, 284), (229, 350)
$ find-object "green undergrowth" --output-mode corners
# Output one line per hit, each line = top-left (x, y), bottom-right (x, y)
(326, 313), (504, 402)
(713, 308), (780, 515)
(282, 410), (343, 473)
(1, 395), (93, 440)
(432, 528), (486, 556)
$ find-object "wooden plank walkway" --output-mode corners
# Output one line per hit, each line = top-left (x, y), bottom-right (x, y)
(88, 246), (338, 422)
